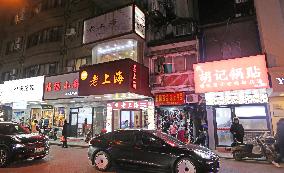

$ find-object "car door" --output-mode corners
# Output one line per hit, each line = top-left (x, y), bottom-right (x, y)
(132, 132), (174, 170)
(109, 131), (136, 165)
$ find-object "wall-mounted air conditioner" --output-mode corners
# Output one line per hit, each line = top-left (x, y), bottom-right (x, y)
(186, 94), (199, 103)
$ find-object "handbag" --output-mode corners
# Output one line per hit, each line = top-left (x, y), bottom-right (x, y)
(60, 136), (66, 142)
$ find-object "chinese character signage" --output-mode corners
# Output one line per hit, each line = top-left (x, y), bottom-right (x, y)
(155, 92), (185, 106)
(205, 89), (268, 105)
(83, 5), (145, 45)
(193, 55), (269, 93)
(44, 72), (79, 100)
(79, 59), (151, 97)
(3, 76), (44, 102)
(108, 101), (149, 109)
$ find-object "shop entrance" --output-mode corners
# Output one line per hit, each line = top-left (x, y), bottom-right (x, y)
(214, 107), (233, 146)
(69, 108), (79, 137)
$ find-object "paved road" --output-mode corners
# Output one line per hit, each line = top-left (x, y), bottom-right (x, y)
(0, 146), (283, 173)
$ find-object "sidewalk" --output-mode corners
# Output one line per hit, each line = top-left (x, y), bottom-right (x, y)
(214, 150), (233, 159)
(49, 137), (89, 148)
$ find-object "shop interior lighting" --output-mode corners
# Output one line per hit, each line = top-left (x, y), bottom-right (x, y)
(97, 41), (135, 55)
(95, 96), (102, 99)
(70, 100), (76, 103)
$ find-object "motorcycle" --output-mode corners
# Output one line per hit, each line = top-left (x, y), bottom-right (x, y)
(232, 133), (280, 167)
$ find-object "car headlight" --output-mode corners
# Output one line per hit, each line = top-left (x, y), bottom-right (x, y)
(13, 143), (25, 148)
(194, 150), (212, 160)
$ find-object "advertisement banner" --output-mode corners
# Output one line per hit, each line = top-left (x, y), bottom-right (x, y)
(269, 69), (284, 92)
(3, 76), (44, 102)
(193, 55), (269, 93)
(44, 72), (79, 100)
(79, 59), (151, 97)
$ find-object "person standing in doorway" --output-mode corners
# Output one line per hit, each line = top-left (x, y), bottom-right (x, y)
(230, 117), (245, 144)
(62, 120), (69, 148)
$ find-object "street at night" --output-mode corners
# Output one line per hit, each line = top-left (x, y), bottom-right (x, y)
(0, 146), (283, 173)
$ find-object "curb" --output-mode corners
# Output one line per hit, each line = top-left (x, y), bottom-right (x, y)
(49, 142), (89, 148)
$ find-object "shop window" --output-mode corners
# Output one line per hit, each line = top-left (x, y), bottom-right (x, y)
(92, 39), (138, 64)
(1, 69), (18, 82)
(235, 106), (268, 131)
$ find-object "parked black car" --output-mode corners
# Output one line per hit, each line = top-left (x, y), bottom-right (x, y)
(88, 130), (219, 173)
(0, 122), (50, 167)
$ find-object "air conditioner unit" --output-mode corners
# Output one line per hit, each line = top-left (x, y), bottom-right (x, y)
(186, 94), (199, 103)
(66, 28), (76, 36)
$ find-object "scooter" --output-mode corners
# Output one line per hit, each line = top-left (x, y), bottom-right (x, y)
(232, 133), (280, 167)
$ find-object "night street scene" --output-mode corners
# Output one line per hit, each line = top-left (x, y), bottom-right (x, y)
(0, 0), (284, 173)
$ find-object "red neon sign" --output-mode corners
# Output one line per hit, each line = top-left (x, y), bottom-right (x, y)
(193, 55), (269, 93)
(155, 92), (185, 106)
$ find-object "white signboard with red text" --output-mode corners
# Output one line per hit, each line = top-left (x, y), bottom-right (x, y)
(2, 76), (44, 103)
(193, 55), (269, 93)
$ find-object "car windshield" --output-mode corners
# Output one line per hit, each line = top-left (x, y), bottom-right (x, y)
(153, 131), (185, 147)
(0, 124), (30, 135)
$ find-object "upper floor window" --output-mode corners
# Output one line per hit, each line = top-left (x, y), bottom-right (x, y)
(26, 26), (63, 48)
(42, 0), (65, 11)
(25, 62), (57, 78)
(1, 69), (19, 82)
(66, 56), (92, 72)
(10, 8), (26, 25)
(151, 53), (196, 75)
(92, 39), (138, 64)
(6, 37), (23, 55)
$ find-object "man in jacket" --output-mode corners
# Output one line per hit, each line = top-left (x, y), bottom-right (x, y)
(230, 117), (245, 143)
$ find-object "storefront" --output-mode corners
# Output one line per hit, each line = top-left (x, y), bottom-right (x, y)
(43, 72), (101, 137)
(154, 92), (202, 143)
(268, 67), (284, 134)
(194, 55), (271, 149)
(79, 58), (153, 132)
(1, 76), (45, 126)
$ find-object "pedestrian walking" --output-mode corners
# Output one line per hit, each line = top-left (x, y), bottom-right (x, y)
(276, 119), (284, 161)
(62, 120), (68, 148)
(230, 117), (245, 144)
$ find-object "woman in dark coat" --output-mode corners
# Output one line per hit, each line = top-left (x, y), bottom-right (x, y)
(62, 120), (68, 148)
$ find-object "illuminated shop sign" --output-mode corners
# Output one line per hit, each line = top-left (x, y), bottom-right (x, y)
(79, 59), (151, 97)
(108, 101), (150, 109)
(269, 70), (284, 92)
(44, 72), (79, 100)
(193, 55), (269, 93)
(155, 92), (185, 106)
(83, 5), (145, 44)
(3, 76), (44, 102)
(205, 89), (268, 105)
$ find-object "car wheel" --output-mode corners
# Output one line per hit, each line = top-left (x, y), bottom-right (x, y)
(233, 151), (242, 161)
(0, 147), (9, 168)
(94, 151), (111, 172)
(175, 158), (197, 173)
